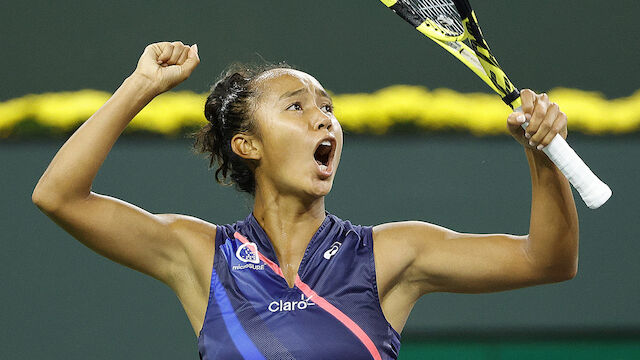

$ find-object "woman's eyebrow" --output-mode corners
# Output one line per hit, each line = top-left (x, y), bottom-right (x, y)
(279, 88), (306, 100)
(317, 89), (331, 101)
(279, 87), (331, 101)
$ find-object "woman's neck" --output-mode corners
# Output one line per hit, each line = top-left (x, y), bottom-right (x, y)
(252, 188), (326, 286)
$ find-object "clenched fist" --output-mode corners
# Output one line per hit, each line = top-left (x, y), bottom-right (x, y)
(507, 89), (568, 151)
(131, 41), (200, 96)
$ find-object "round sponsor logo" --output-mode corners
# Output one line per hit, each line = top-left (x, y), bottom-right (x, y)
(236, 242), (260, 264)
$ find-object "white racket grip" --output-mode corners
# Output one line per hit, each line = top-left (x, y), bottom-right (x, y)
(516, 107), (612, 209)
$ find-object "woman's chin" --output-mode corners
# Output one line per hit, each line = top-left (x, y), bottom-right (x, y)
(307, 180), (333, 198)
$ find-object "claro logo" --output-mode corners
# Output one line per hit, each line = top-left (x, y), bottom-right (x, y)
(268, 294), (316, 312)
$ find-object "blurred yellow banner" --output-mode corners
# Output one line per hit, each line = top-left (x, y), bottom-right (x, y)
(2, 86), (639, 138)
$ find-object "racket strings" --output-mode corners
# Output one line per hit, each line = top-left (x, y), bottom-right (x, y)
(400, 0), (464, 36)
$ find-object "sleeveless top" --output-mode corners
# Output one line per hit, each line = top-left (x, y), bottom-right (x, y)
(197, 212), (401, 360)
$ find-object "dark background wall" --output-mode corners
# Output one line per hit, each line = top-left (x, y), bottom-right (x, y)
(2, 136), (639, 358)
(2, 0), (639, 358)
(1, 0), (638, 100)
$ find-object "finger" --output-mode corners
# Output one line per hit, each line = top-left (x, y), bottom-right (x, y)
(157, 43), (174, 63)
(139, 43), (163, 65)
(536, 92), (550, 107)
(176, 46), (190, 65)
(530, 102), (559, 147)
(148, 42), (165, 55)
(168, 46), (187, 65)
(506, 112), (526, 140)
(165, 41), (185, 64)
(179, 44), (200, 79)
(507, 111), (526, 127)
(524, 96), (548, 141)
(539, 110), (567, 147)
(142, 44), (157, 60)
(520, 89), (536, 115)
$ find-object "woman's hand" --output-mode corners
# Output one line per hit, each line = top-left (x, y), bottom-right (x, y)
(507, 89), (567, 151)
(131, 41), (200, 96)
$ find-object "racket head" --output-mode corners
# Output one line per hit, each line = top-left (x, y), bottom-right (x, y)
(380, 0), (612, 208)
(382, 0), (468, 41)
(381, 0), (520, 107)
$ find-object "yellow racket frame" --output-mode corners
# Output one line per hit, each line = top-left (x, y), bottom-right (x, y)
(380, 0), (521, 109)
(379, 0), (612, 209)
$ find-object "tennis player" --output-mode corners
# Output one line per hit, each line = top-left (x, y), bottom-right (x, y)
(33, 42), (578, 359)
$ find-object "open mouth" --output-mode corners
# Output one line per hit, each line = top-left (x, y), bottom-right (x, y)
(313, 138), (335, 175)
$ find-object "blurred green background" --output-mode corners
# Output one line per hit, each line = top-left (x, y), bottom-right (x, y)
(1, 0), (639, 359)
(2, 0), (639, 100)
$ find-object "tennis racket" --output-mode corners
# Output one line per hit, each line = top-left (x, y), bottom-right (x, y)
(379, 0), (611, 209)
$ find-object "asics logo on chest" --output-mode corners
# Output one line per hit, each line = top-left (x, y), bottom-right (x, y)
(323, 241), (341, 259)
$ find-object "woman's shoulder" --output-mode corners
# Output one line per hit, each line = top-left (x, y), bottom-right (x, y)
(157, 214), (218, 263)
(325, 212), (374, 244)
(210, 213), (255, 238)
(160, 213), (217, 242)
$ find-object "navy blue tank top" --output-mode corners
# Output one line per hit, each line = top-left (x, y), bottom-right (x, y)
(197, 212), (401, 359)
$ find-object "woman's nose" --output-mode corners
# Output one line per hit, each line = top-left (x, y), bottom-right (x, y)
(314, 109), (332, 131)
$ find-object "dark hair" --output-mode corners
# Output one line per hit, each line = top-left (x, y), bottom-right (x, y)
(193, 62), (292, 195)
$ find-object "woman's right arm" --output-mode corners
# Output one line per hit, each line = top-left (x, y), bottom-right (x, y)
(31, 42), (210, 287)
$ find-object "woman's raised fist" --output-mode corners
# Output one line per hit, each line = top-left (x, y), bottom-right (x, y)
(132, 41), (200, 95)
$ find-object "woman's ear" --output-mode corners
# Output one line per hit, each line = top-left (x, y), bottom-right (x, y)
(230, 133), (261, 161)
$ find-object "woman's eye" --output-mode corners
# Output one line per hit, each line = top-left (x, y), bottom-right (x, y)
(322, 104), (333, 113)
(287, 103), (302, 111)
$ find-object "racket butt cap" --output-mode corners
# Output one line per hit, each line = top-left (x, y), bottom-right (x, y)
(584, 184), (612, 209)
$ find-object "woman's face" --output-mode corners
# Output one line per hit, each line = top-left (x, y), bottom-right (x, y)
(248, 69), (343, 199)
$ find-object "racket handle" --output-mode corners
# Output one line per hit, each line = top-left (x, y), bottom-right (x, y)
(515, 107), (612, 209)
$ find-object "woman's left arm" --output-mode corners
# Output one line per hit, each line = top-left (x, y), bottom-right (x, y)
(508, 88), (579, 283)
(373, 89), (578, 296)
